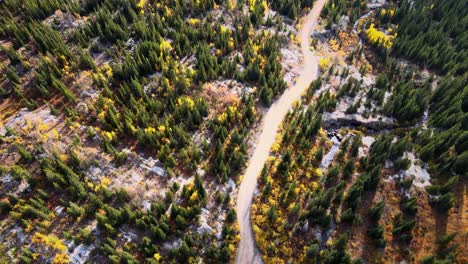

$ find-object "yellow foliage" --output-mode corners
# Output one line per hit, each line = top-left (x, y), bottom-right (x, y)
(268, 197), (277, 207)
(260, 204), (269, 216)
(44, 56), (52, 64)
(164, 6), (172, 17)
(53, 252), (69, 264)
(217, 112), (227, 123)
(313, 168), (322, 177)
(38, 123), (49, 132)
(177, 96), (195, 109)
(271, 143), (281, 153)
(130, 124), (137, 134)
(100, 64), (113, 78)
(289, 34), (301, 44)
(238, 175), (243, 183)
(328, 39), (339, 51)
(366, 23), (394, 49)
(270, 257), (285, 264)
(310, 181), (319, 191)
(69, 122), (80, 130)
(252, 224), (261, 234)
(248, 0), (255, 12)
(100, 177), (112, 188)
(103, 131), (116, 141)
(145, 127), (156, 135)
(63, 65), (71, 76)
(41, 132), (50, 142)
(319, 58), (331, 71)
(267, 156), (276, 163)
(293, 187), (299, 196)
(293, 100), (304, 111)
(154, 253), (161, 261)
(228, 105), (238, 115)
(261, 0), (268, 11)
(220, 25), (227, 34)
(227, 0), (235, 10)
(100, 97), (115, 111)
(228, 38), (235, 50)
(160, 39), (172, 51)
(41, 220), (52, 229)
(247, 0), (267, 13)
(60, 154), (68, 162)
(24, 120), (33, 131)
(137, 0), (146, 9)
(25, 222), (34, 233)
(59, 55), (67, 65)
(190, 191), (198, 202)
(228, 243), (236, 253)
(188, 18), (200, 27)
(383, 8), (395, 17)
(299, 183), (306, 192)
(32, 232), (67, 252)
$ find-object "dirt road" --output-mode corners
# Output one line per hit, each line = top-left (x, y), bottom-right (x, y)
(235, 0), (327, 263)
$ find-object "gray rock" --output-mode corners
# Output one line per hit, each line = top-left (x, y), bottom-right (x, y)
(302, 220), (309, 232)
(198, 223), (214, 234)
(151, 166), (167, 177)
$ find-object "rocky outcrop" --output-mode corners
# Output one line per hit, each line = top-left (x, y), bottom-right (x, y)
(322, 111), (395, 131)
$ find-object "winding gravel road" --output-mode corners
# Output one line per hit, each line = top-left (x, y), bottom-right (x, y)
(235, 0), (327, 263)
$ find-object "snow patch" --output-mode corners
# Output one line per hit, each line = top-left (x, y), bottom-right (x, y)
(68, 242), (94, 264)
(321, 136), (340, 171)
(358, 136), (375, 158)
(403, 152), (431, 188)
(197, 208), (214, 235)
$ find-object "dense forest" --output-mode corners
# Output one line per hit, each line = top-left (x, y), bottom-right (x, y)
(0, 0), (302, 262)
(0, 0), (466, 263)
(252, 0), (466, 263)
(393, 0), (467, 76)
